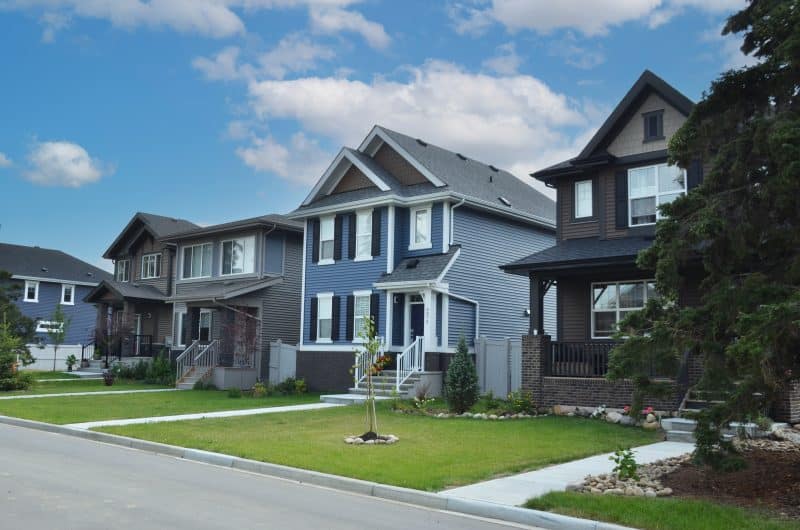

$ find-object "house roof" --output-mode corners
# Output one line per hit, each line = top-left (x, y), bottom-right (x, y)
(84, 280), (168, 303)
(160, 214), (302, 242)
(103, 212), (199, 258)
(502, 237), (654, 275)
(0, 242), (112, 285)
(292, 125), (555, 229)
(532, 70), (694, 184)
(170, 276), (282, 302)
(374, 246), (460, 286)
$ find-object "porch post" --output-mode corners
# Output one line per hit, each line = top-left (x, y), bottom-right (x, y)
(529, 274), (544, 335)
(423, 289), (436, 352)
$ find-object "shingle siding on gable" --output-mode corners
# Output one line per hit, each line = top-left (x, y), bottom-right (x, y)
(445, 206), (556, 345)
(373, 143), (429, 186)
(15, 281), (96, 344)
(606, 93), (684, 157)
(331, 165), (374, 194)
(394, 202), (444, 265)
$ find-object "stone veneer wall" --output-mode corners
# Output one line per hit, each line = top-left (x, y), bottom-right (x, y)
(774, 381), (800, 424)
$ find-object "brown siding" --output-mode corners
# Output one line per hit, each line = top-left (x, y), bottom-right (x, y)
(115, 234), (171, 295)
(373, 143), (428, 185)
(558, 178), (601, 240)
(331, 165), (374, 194)
(559, 278), (590, 341)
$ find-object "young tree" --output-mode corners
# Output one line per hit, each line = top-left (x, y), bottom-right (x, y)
(46, 304), (71, 372)
(354, 316), (389, 437)
(445, 336), (479, 414)
(609, 0), (800, 467)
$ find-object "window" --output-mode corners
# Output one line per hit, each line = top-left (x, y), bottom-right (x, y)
(316, 294), (333, 342)
(354, 210), (372, 261)
(409, 205), (431, 250)
(643, 110), (664, 141)
(141, 253), (161, 279)
(319, 216), (335, 264)
(61, 284), (75, 305)
(353, 291), (371, 341)
(628, 163), (686, 226)
(199, 310), (212, 342)
(116, 260), (130, 282)
(36, 320), (64, 333)
(574, 179), (593, 219)
(222, 236), (255, 275)
(182, 243), (213, 279)
(23, 280), (39, 302)
(591, 280), (656, 338)
(175, 312), (187, 347)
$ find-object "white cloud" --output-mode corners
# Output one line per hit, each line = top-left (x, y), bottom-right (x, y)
(39, 11), (70, 42)
(548, 32), (605, 70)
(0, 152), (12, 167)
(699, 23), (759, 71)
(192, 46), (246, 81)
(481, 42), (522, 75)
(24, 140), (112, 187)
(236, 132), (330, 184)
(309, 5), (390, 49)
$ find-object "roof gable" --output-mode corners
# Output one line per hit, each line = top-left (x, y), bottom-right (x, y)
(103, 212), (198, 258)
(301, 148), (393, 206)
(330, 164), (376, 195)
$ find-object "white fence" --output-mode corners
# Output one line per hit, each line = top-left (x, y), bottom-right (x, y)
(19, 344), (84, 372)
(475, 337), (522, 397)
(268, 340), (297, 385)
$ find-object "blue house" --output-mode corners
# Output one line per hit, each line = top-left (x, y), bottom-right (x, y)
(0, 242), (112, 370)
(289, 125), (556, 393)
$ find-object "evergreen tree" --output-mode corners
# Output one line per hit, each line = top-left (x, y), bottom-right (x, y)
(608, 0), (800, 467)
(445, 336), (479, 414)
(0, 270), (37, 361)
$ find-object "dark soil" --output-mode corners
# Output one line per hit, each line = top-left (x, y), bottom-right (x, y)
(661, 449), (800, 519)
(359, 431), (378, 441)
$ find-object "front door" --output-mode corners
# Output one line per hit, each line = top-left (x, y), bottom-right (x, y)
(410, 302), (424, 342)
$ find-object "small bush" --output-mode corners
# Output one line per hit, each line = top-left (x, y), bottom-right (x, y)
(227, 387), (242, 398)
(102, 371), (115, 386)
(192, 380), (217, 391)
(276, 377), (307, 395)
(252, 382), (272, 398)
(65, 354), (78, 371)
(0, 371), (34, 391)
(145, 355), (174, 385)
(445, 336), (479, 414)
(610, 447), (638, 480)
(484, 390), (500, 410)
(507, 390), (536, 414)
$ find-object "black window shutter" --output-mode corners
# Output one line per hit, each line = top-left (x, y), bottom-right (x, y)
(345, 295), (355, 340)
(333, 216), (343, 261)
(331, 295), (341, 341)
(347, 213), (356, 260)
(311, 219), (320, 264)
(371, 208), (381, 257)
(370, 293), (380, 334)
(614, 170), (629, 229)
(687, 159), (704, 190)
(309, 298), (318, 341)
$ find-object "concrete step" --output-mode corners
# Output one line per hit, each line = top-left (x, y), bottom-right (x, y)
(666, 430), (695, 443)
(348, 387), (411, 397)
(176, 382), (195, 390)
(320, 394), (391, 405)
(661, 417), (697, 432)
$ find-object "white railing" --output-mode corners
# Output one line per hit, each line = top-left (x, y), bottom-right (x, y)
(194, 340), (220, 377)
(354, 338), (386, 386)
(176, 340), (200, 382)
(396, 336), (425, 392)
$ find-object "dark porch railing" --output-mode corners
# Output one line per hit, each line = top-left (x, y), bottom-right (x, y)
(547, 341), (619, 378)
(103, 334), (155, 361)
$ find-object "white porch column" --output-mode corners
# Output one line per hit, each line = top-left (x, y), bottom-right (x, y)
(423, 288), (437, 352)
(385, 290), (393, 348)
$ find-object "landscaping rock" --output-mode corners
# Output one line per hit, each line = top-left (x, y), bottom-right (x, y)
(606, 412), (623, 424)
(553, 405), (571, 416)
(643, 421), (660, 430)
(603, 488), (624, 495)
(646, 413), (657, 423)
(773, 428), (800, 444)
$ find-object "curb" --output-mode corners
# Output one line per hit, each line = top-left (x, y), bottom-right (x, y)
(0, 415), (633, 530)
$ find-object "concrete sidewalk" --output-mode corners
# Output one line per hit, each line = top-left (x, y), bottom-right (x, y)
(442, 441), (695, 506)
(0, 388), (177, 400)
(65, 402), (343, 430)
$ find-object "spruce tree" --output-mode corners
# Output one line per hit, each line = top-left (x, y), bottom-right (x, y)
(446, 336), (479, 414)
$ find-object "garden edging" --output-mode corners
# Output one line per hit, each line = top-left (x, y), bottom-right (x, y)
(0, 414), (635, 530)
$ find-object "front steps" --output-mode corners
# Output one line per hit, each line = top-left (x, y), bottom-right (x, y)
(662, 416), (771, 443)
(176, 367), (211, 390)
(348, 371), (423, 397)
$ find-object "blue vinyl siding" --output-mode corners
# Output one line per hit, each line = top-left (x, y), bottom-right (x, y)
(448, 297), (476, 347)
(303, 207), (388, 344)
(394, 202), (444, 266)
(445, 206), (556, 346)
(435, 293), (443, 347)
(15, 281), (97, 345)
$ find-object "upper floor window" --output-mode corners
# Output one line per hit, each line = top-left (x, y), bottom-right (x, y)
(628, 163), (686, 226)
(116, 259), (130, 282)
(319, 216), (335, 265)
(574, 180), (593, 219)
(643, 110), (664, 142)
(354, 210), (372, 261)
(222, 236), (255, 275)
(409, 205), (431, 250)
(24, 280), (38, 302)
(591, 280), (656, 338)
(61, 284), (75, 305)
(141, 253), (161, 279)
(182, 243), (212, 279)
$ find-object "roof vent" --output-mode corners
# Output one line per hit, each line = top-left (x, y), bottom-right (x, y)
(488, 164), (499, 172)
(41, 267), (48, 272)
(489, 175), (493, 183)
(499, 197), (511, 207)
(87, 272), (94, 277)
(415, 138), (428, 147)
(405, 259), (420, 269)
(456, 153), (467, 161)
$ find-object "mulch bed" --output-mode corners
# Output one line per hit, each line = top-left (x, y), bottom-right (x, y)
(661, 448), (800, 519)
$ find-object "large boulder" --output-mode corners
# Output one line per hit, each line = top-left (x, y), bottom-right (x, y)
(773, 428), (800, 444)
(606, 411), (623, 424)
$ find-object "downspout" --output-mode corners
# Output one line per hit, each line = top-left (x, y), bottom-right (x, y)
(449, 197), (466, 247)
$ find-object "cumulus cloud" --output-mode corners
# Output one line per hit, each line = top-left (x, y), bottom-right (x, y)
(236, 132), (330, 184)
(481, 42), (522, 75)
(39, 11), (70, 42)
(0, 152), (12, 167)
(700, 24), (760, 70)
(548, 32), (605, 70)
(309, 5), (390, 49)
(24, 141), (112, 187)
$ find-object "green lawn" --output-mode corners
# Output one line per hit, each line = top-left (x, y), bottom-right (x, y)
(25, 370), (80, 380)
(526, 492), (800, 530)
(99, 406), (659, 491)
(0, 390), (320, 424)
(3, 378), (169, 396)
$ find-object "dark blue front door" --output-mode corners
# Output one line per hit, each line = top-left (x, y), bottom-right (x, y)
(410, 303), (424, 341)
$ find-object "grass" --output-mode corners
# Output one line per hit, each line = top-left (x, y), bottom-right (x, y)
(99, 405), (659, 491)
(525, 492), (800, 530)
(2, 378), (169, 396)
(25, 370), (80, 380)
(0, 390), (320, 424)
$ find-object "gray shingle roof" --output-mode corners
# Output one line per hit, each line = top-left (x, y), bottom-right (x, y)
(85, 280), (169, 302)
(502, 237), (653, 273)
(161, 214), (302, 241)
(375, 246), (460, 284)
(138, 212), (199, 238)
(0, 243), (112, 284)
(171, 276), (282, 302)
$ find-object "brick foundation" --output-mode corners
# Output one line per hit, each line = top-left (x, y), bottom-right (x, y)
(296, 350), (354, 392)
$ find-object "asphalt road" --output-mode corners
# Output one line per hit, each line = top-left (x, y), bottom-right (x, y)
(0, 424), (537, 530)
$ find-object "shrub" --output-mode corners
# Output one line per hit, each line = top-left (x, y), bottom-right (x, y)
(102, 371), (115, 386)
(65, 354), (78, 371)
(610, 447), (639, 480)
(192, 380), (218, 391)
(276, 377), (307, 395)
(507, 390), (536, 414)
(252, 382), (271, 398)
(145, 355), (174, 386)
(227, 387), (242, 399)
(445, 336), (479, 414)
(294, 378), (307, 395)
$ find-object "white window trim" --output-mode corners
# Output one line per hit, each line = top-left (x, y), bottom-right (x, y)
(116, 259), (130, 283)
(35, 320), (64, 333)
(318, 216), (335, 266)
(23, 280), (39, 303)
(408, 204), (432, 251)
(353, 209), (374, 262)
(140, 253), (161, 280)
(352, 289), (372, 343)
(590, 280), (655, 339)
(181, 243), (213, 279)
(316, 292), (334, 344)
(627, 163), (687, 227)
(60, 283), (75, 305)
(574, 179), (593, 219)
(220, 236), (256, 276)
(175, 311), (187, 347)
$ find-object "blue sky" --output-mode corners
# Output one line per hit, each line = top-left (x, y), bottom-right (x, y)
(0, 0), (753, 271)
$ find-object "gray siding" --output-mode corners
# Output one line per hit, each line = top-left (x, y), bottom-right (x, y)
(448, 297), (476, 347)
(606, 92), (685, 157)
(262, 231), (302, 346)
